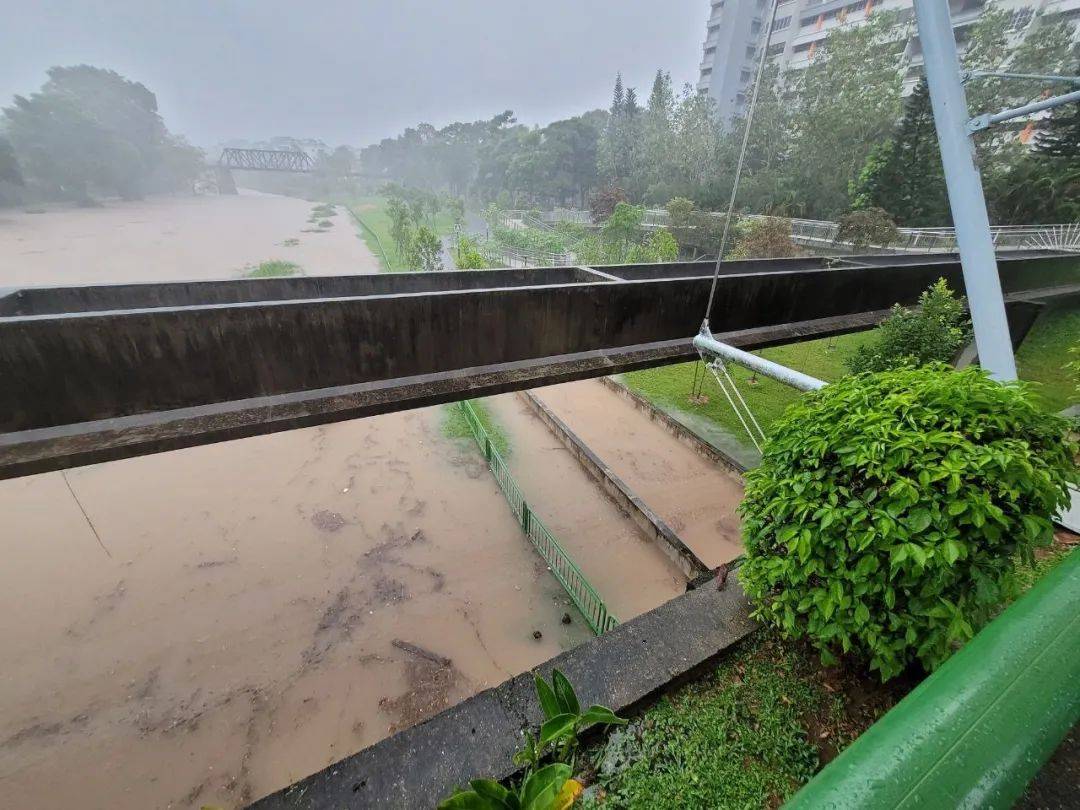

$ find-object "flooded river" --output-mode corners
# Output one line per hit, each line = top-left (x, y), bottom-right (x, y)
(0, 191), (379, 286)
(0, 193), (732, 809)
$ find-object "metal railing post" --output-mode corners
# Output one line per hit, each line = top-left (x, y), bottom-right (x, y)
(913, 0), (1017, 381)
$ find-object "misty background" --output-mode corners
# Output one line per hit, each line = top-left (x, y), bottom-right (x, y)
(1, 0), (704, 148)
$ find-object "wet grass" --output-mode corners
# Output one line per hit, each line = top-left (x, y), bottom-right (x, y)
(1016, 305), (1080, 412)
(580, 631), (899, 810)
(246, 260), (301, 278)
(622, 333), (867, 451)
(624, 303), (1080, 459)
(442, 399), (511, 456)
(347, 195), (456, 272)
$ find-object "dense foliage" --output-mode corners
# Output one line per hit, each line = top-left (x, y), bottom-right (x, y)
(2, 65), (203, 203)
(358, 8), (1077, 224)
(846, 279), (972, 373)
(739, 365), (1077, 680)
(729, 218), (799, 260)
(834, 207), (900, 249)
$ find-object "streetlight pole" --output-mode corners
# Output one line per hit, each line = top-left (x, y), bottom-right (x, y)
(912, 0), (1017, 380)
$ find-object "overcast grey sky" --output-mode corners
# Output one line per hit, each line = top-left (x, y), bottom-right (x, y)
(1, 1), (706, 149)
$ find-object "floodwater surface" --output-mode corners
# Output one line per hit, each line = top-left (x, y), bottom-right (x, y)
(0, 409), (595, 809)
(529, 380), (745, 568)
(0, 191), (379, 286)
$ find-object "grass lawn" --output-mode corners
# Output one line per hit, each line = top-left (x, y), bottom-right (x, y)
(624, 304), (1080, 459)
(346, 195), (457, 272)
(580, 631), (902, 810)
(1016, 305), (1080, 412)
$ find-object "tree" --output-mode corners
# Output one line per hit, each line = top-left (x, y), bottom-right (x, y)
(3, 65), (200, 202)
(588, 186), (627, 223)
(851, 78), (950, 227)
(600, 201), (644, 260)
(407, 225), (443, 272)
(0, 135), (23, 186)
(846, 279), (972, 374)
(784, 13), (909, 219)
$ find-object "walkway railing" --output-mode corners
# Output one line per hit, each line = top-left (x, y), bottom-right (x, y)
(458, 400), (618, 635)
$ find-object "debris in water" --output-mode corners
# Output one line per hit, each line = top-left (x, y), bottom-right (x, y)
(532, 630), (543, 640)
(561, 613), (572, 625)
(311, 510), (347, 533)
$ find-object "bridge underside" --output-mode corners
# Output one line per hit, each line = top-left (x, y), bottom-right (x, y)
(1, 252), (1077, 479)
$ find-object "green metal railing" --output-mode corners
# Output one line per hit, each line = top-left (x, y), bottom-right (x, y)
(458, 400), (618, 635)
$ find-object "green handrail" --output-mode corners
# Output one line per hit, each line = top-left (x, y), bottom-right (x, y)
(785, 549), (1080, 809)
(458, 400), (618, 635)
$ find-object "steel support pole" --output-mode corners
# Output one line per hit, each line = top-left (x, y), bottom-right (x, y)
(912, 0), (1017, 380)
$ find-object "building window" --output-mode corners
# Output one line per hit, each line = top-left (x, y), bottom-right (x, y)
(751, 20), (762, 34)
(740, 69), (752, 83)
(772, 16), (792, 31)
(746, 44), (758, 58)
(767, 42), (786, 56)
(701, 67), (713, 77)
(705, 46), (716, 57)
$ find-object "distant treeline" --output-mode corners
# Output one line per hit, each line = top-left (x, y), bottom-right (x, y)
(359, 7), (1079, 225)
(0, 65), (204, 206)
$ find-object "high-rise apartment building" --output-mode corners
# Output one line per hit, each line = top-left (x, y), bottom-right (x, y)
(697, 0), (1080, 122)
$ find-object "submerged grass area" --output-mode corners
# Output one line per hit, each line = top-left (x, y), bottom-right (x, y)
(625, 303), (1080, 458)
(246, 259), (301, 278)
(347, 195), (456, 272)
(442, 399), (511, 457)
(580, 631), (899, 810)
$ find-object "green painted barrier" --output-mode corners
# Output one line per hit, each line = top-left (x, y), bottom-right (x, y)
(786, 549), (1080, 809)
(458, 400), (618, 635)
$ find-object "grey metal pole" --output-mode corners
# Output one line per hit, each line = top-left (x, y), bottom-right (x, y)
(912, 0), (1017, 380)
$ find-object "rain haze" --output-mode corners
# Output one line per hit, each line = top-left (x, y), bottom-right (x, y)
(1, 0), (704, 147)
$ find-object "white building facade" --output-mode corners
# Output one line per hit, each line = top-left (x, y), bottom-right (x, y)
(698, 0), (1080, 121)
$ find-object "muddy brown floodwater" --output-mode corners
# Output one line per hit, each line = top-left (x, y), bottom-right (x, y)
(0, 191), (379, 286)
(528, 380), (745, 568)
(0, 409), (603, 809)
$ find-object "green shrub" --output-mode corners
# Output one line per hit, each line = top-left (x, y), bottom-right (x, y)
(835, 206), (899, 248)
(738, 364), (1077, 680)
(729, 218), (800, 259)
(846, 278), (972, 373)
(246, 259), (301, 278)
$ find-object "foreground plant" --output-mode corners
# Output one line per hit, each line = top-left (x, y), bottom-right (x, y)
(439, 670), (625, 809)
(739, 364), (1077, 681)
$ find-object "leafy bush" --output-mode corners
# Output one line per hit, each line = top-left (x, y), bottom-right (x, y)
(454, 235), (489, 269)
(847, 278), (972, 373)
(440, 764), (579, 810)
(729, 218), (800, 259)
(246, 259), (300, 278)
(835, 207), (899, 248)
(738, 364), (1077, 680)
(588, 186), (627, 223)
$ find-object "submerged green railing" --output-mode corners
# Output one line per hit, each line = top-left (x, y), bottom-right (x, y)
(458, 400), (618, 635)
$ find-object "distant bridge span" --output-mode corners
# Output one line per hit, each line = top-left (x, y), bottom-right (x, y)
(217, 148), (315, 173)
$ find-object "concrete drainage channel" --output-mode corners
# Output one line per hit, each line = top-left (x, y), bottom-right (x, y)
(250, 384), (754, 808)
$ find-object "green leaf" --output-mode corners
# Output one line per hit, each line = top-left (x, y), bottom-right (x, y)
(538, 713), (577, 748)
(521, 763), (571, 810)
(534, 675), (561, 721)
(906, 508), (932, 533)
(551, 669), (580, 715)
(470, 780), (515, 810)
(439, 790), (499, 810)
(579, 705), (627, 728)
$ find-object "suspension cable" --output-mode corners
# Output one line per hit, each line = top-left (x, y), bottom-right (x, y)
(701, 0), (782, 329)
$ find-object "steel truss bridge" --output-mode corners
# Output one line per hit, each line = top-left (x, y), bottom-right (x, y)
(217, 147), (315, 173)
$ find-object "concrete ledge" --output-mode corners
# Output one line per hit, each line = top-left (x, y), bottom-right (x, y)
(248, 576), (756, 809)
(598, 376), (748, 475)
(519, 389), (709, 580)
